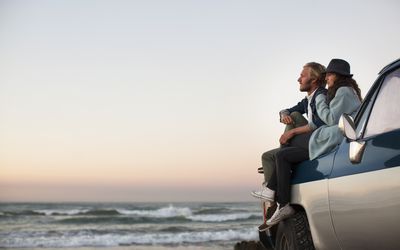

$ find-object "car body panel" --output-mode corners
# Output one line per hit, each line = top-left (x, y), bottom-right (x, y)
(291, 149), (336, 185)
(291, 180), (341, 250)
(330, 129), (400, 179)
(329, 128), (400, 249)
(328, 167), (400, 249)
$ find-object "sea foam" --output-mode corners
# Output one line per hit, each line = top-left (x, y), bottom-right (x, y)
(117, 204), (192, 218)
(0, 227), (258, 248)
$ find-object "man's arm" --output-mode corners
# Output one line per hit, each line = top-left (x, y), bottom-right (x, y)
(279, 98), (307, 124)
(279, 124), (313, 145)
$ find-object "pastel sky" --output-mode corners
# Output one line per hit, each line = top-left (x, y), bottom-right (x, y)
(0, 0), (399, 202)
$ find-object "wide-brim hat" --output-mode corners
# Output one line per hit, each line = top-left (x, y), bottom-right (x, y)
(326, 59), (353, 77)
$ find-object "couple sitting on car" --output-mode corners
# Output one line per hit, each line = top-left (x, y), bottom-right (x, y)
(252, 59), (362, 228)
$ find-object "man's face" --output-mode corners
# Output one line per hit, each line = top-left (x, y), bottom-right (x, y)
(297, 67), (314, 92)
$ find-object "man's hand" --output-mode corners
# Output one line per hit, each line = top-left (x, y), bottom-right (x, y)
(281, 115), (294, 125)
(280, 130), (295, 145)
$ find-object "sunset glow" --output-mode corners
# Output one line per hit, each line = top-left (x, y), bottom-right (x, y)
(1, 0), (399, 202)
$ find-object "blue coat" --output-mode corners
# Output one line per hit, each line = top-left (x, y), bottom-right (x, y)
(309, 87), (361, 160)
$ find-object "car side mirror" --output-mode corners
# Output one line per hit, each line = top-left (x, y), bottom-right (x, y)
(338, 114), (366, 164)
(338, 114), (356, 140)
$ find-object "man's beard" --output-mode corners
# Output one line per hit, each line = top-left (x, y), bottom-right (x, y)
(300, 79), (313, 92)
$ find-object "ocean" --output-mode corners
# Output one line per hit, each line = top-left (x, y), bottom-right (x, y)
(0, 202), (262, 250)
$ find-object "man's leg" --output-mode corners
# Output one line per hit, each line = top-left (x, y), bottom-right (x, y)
(261, 147), (280, 183)
(262, 112), (307, 181)
(288, 132), (312, 151)
(253, 112), (307, 200)
(265, 146), (309, 226)
(284, 111), (308, 132)
(251, 148), (279, 200)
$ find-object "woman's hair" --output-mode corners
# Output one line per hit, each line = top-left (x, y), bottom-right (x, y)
(327, 74), (362, 103)
(304, 62), (326, 88)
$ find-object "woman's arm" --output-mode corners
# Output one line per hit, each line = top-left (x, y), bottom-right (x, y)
(316, 87), (359, 126)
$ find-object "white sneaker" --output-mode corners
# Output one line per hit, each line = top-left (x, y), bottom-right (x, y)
(266, 203), (295, 226)
(251, 185), (275, 201)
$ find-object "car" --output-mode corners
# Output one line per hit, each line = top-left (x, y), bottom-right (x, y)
(259, 58), (400, 250)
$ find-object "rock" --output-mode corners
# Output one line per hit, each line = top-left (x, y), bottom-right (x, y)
(234, 240), (268, 250)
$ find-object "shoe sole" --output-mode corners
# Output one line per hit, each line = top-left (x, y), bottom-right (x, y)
(266, 211), (295, 226)
(258, 223), (272, 232)
(250, 191), (274, 202)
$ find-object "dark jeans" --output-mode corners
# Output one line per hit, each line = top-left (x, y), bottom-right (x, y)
(260, 112), (308, 183)
(267, 132), (311, 206)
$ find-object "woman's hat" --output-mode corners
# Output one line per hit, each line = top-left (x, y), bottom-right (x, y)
(326, 59), (353, 77)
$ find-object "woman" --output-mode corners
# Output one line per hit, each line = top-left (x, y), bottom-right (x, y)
(309, 59), (362, 160)
(261, 59), (362, 228)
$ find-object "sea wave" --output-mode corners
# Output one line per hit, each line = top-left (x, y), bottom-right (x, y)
(188, 213), (260, 222)
(55, 215), (191, 224)
(1, 205), (191, 217)
(0, 227), (258, 248)
(116, 205), (192, 218)
(35, 208), (90, 216)
(0, 209), (90, 217)
(1, 205), (260, 223)
(194, 207), (238, 215)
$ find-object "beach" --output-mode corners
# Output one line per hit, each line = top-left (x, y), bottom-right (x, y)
(0, 202), (261, 249)
(8, 247), (232, 250)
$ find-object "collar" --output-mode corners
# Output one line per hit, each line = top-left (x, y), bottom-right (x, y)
(307, 88), (318, 101)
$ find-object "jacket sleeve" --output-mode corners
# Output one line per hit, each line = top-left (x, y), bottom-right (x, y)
(309, 93), (327, 130)
(308, 118), (318, 131)
(279, 98), (307, 120)
(316, 87), (360, 126)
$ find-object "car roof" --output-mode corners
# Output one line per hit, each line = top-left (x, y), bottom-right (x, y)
(379, 58), (400, 75)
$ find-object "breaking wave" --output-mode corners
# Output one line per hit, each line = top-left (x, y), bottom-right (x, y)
(0, 202), (262, 249)
(1, 205), (260, 223)
(0, 227), (258, 248)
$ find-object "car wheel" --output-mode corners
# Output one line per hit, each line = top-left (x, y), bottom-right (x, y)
(275, 211), (315, 250)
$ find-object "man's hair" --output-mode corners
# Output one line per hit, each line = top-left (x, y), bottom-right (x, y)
(304, 62), (326, 87)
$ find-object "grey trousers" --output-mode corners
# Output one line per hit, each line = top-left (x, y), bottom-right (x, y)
(261, 112), (308, 182)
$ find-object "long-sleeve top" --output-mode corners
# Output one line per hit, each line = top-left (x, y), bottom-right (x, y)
(309, 86), (361, 160)
(279, 87), (328, 130)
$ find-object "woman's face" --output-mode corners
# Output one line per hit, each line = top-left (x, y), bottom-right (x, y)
(325, 73), (337, 88)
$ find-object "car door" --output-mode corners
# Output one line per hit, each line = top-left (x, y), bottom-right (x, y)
(328, 67), (400, 249)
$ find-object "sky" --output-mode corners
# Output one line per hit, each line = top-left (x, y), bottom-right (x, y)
(0, 0), (399, 202)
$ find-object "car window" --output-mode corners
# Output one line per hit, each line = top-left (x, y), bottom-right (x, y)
(355, 98), (372, 138)
(354, 86), (379, 138)
(364, 68), (400, 137)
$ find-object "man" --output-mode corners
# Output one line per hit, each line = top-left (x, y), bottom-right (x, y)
(251, 62), (327, 199)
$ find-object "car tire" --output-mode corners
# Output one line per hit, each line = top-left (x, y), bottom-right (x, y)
(275, 211), (315, 250)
